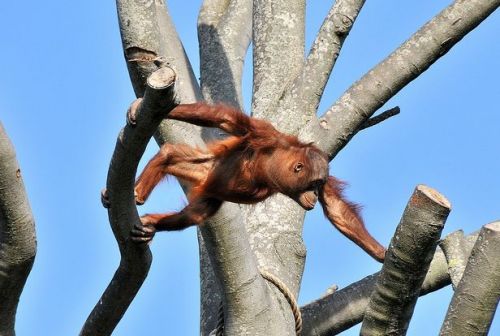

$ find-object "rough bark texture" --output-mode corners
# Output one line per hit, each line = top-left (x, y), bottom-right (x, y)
(0, 123), (36, 336)
(275, 0), (366, 134)
(440, 222), (500, 336)
(360, 185), (451, 336)
(80, 67), (177, 336)
(252, 0), (305, 120)
(300, 231), (480, 336)
(300, 0), (500, 157)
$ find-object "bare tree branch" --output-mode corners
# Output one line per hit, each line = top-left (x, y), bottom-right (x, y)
(275, 0), (367, 134)
(200, 203), (283, 335)
(359, 106), (400, 130)
(199, 0), (252, 108)
(300, 0), (500, 157)
(0, 123), (36, 336)
(439, 230), (468, 289)
(252, 0), (305, 119)
(440, 221), (500, 336)
(155, 0), (202, 104)
(301, 231), (479, 336)
(361, 185), (451, 335)
(80, 67), (177, 336)
(116, 0), (162, 97)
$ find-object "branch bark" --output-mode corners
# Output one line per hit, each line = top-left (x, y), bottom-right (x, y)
(199, 0), (252, 108)
(440, 221), (500, 336)
(0, 123), (36, 336)
(300, 231), (479, 336)
(275, 0), (366, 134)
(116, 0), (162, 97)
(300, 0), (500, 157)
(252, 0), (305, 119)
(439, 229), (468, 289)
(360, 185), (451, 335)
(80, 67), (177, 336)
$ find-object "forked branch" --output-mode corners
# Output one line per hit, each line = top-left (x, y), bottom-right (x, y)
(301, 0), (500, 158)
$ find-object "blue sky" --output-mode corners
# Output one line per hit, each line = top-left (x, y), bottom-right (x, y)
(0, 1), (498, 335)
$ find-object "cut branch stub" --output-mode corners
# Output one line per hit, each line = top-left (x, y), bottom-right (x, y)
(300, 231), (479, 335)
(440, 221), (500, 336)
(80, 67), (177, 336)
(360, 185), (451, 336)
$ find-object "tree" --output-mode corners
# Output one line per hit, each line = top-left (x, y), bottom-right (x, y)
(0, 0), (499, 335)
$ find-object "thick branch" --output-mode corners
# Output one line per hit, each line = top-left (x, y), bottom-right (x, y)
(301, 231), (479, 336)
(199, 0), (252, 108)
(200, 203), (282, 335)
(360, 185), (451, 335)
(439, 230), (468, 289)
(275, 0), (366, 134)
(252, 0), (305, 119)
(301, 0), (500, 156)
(0, 123), (36, 336)
(440, 221), (500, 336)
(80, 67), (177, 336)
(155, 0), (201, 104)
(116, 0), (162, 97)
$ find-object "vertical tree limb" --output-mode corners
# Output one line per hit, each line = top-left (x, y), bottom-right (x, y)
(252, 0), (305, 119)
(199, 0), (252, 108)
(276, 0), (366, 134)
(116, 0), (162, 97)
(80, 67), (177, 336)
(0, 123), (36, 336)
(360, 185), (451, 335)
(300, 0), (500, 157)
(440, 221), (500, 336)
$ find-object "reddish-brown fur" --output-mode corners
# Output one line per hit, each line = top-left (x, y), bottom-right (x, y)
(132, 102), (386, 262)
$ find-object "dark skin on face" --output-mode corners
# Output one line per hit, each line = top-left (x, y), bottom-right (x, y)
(129, 102), (386, 262)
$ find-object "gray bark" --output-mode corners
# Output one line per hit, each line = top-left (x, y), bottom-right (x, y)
(252, 0), (305, 120)
(199, 0), (252, 108)
(80, 67), (177, 336)
(440, 221), (500, 336)
(275, 0), (366, 134)
(360, 185), (451, 335)
(300, 231), (479, 336)
(0, 123), (36, 336)
(439, 230), (469, 289)
(300, 0), (500, 157)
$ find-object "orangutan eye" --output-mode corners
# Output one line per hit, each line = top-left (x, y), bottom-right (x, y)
(294, 162), (304, 173)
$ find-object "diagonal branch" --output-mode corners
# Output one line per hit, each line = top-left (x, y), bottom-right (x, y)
(359, 106), (400, 130)
(155, 0), (202, 104)
(300, 230), (480, 336)
(0, 123), (37, 336)
(275, 0), (367, 134)
(361, 185), (451, 335)
(80, 67), (177, 336)
(300, 0), (500, 157)
(439, 229), (468, 289)
(198, 0), (253, 108)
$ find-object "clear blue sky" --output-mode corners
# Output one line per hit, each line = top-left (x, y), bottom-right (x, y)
(0, 1), (498, 335)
